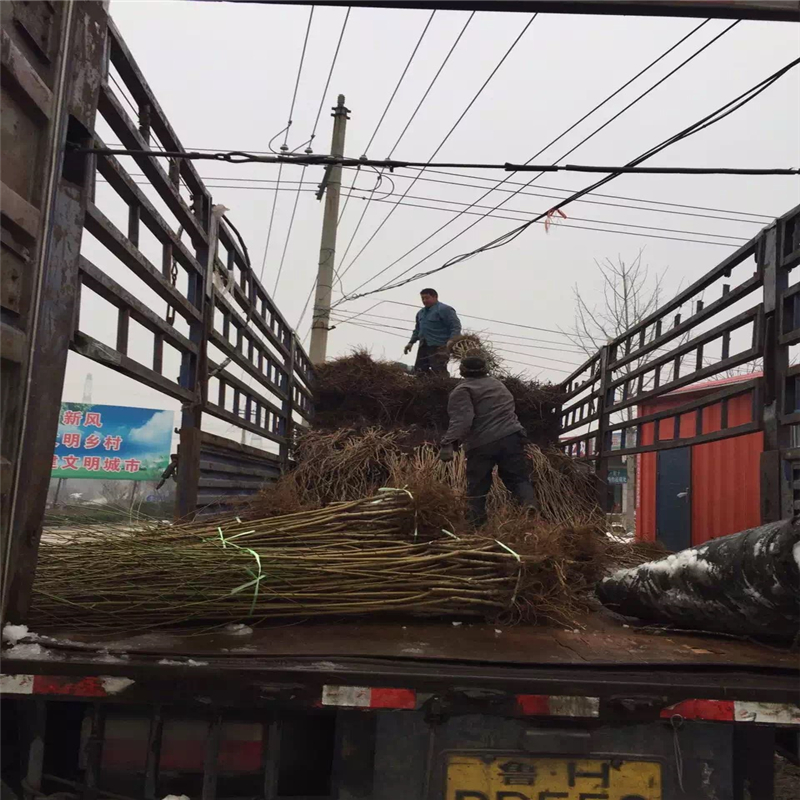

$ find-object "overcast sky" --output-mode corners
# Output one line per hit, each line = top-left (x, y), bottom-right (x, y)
(65, 0), (799, 446)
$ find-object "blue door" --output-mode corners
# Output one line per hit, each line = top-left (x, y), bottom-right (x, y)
(656, 447), (692, 551)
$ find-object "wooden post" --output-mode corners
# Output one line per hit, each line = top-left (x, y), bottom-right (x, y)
(759, 222), (790, 522)
(595, 344), (614, 513)
(280, 336), (297, 468)
(2, 1), (109, 621)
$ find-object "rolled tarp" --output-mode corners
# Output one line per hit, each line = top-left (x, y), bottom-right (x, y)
(597, 518), (800, 640)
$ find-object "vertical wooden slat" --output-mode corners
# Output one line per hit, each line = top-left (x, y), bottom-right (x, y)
(595, 345), (613, 512)
(24, 700), (47, 799)
(153, 333), (164, 374)
(201, 714), (223, 800)
(175, 192), (211, 519)
(760, 222), (789, 523)
(143, 706), (163, 800)
(261, 716), (280, 800)
(127, 203), (140, 247)
(117, 307), (130, 355)
(4, 0), (109, 620)
(721, 330), (731, 360)
(83, 704), (106, 800)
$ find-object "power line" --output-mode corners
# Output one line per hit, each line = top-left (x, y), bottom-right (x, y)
(275, 6), (348, 298)
(362, 10), (437, 157)
(338, 303), (760, 373)
(330, 312), (583, 367)
(259, 5), (315, 283)
(338, 10), (440, 262)
(339, 19), (739, 300)
(337, 11), (476, 273)
(108, 158), (779, 222)
(335, 13), (540, 284)
(310, 7), (350, 144)
(338, 54), (800, 304)
(104, 177), (748, 247)
(332, 317), (568, 374)
(85, 146), (800, 177)
(296, 276), (318, 332)
(346, 188), (749, 242)
(352, 167), (771, 224)
(386, 12), (476, 160)
(327, 308), (587, 351)
(352, 193), (744, 248)
(273, 165), (307, 296)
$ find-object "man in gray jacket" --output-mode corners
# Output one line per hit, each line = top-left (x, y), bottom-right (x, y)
(439, 355), (536, 527)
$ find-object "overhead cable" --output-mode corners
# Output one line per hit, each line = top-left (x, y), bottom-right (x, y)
(335, 13), (540, 283)
(339, 19), (740, 299)
(335, 54), (800, 304)
(259, 5), (315, 283)
(338, 11), (476, 271)
(331, 317), (569, 373)
(275, 6), (349, 298)
(82, 147), (800, 176)
(338, 9), (440, 245)
(108, 160), (778, 221)
(102, 177), (749, 248)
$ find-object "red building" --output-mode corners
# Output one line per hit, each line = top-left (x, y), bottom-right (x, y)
(636, 374), (762, 550)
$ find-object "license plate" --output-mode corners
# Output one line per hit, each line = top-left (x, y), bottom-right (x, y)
(446, 755), (662, 800)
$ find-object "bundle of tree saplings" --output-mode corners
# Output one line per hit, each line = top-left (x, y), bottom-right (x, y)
(30, 490), (525, 633)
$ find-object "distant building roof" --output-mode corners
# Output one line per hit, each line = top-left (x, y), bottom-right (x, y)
(665, 371), (762, 397)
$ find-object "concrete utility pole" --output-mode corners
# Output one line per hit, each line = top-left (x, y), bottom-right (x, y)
(309, 94), (349, 365)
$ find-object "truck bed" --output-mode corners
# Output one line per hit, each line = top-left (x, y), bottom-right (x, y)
(4, 610), (797, 707)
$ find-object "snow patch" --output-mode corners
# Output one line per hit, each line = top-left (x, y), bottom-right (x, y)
(157, 658), (208, 667)
(2, 624), (30, 645)
(224, 623), (253, 636)
(162, 794), (190, 800)
(643, 548), (715, 576)
(100, 676), (134, 694)
(6, 642), (50, 659)
(793, 540), (800, 572)
(92, 652), (129, 664)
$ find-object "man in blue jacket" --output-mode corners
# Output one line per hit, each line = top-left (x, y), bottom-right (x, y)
(403, 288), (462, 375)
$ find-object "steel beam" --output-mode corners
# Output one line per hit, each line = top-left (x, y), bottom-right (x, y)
(197, 0), (800, 22)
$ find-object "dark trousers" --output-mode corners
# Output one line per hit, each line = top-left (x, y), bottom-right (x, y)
(414, 342), (448, 375)
(466, 432), (536, 527)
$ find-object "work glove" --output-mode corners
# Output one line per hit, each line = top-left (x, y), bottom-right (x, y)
(404, 343), (413, 355)
(438, 444), (454, 463)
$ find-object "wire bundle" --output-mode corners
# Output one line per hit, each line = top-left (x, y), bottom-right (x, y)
(30, 490), (524, 633)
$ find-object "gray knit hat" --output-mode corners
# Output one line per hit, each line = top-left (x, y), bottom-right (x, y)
(460, 354), (488, 377)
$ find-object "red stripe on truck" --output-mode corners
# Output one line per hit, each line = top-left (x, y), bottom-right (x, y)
(369, 688), (416, 709)
(33, 675), (108, 697)
(661, 699), (735, 721)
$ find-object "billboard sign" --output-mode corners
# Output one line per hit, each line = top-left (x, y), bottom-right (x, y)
(52, 403), (174, 481)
